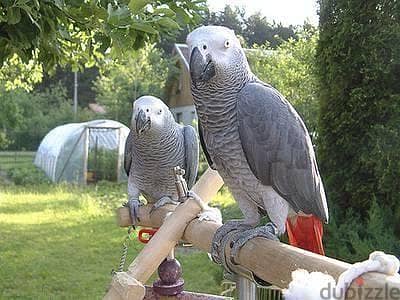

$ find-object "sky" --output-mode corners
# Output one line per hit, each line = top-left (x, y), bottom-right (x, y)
(207, 0), (319, 26)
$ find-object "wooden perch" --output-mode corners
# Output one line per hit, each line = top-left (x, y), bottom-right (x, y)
(108, 167), (400, 300)
(115, 199), (400, 300)
(104, 168), (224, 300)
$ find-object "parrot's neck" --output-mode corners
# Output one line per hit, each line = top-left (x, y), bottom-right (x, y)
(133, 123), (180, 150)
(192, 70), (256, 131)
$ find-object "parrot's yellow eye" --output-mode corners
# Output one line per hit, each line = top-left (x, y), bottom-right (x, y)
(224, 40), (230, 48)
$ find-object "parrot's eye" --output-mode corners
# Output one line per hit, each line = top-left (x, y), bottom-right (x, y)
(158, 109), (162, 115)
(146, 109), (149, 112)
(224, 40), (230, 48)
(202, 44), (207, 50)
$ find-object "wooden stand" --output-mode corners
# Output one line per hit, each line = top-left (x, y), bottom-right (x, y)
(106, 167), (400, 300)
(104, 168), (224, 300)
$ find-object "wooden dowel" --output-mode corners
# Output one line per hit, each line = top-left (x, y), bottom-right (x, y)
(174, 217), (400, 300)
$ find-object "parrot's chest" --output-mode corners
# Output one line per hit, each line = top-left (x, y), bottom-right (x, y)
(132, 145), (184, 202)
(203, 124), (257, 188)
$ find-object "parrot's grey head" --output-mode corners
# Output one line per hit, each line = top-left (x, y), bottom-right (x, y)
(132, 96), (173, 136)
(187, 25), (249, 84)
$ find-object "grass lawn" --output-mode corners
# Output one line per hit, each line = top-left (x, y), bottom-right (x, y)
(0, 181), (237, 299)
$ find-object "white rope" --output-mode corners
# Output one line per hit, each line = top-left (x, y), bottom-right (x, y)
(283, 251), (400, 300)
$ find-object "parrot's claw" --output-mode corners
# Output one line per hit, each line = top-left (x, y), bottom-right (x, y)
(124, 198), (141, 226)
(230, 222), (279, 265)
(198, 207), (223, 224)
(187, 190), (201, 202)
(150, 196), (179, 213)
(211, 220), (253, 264)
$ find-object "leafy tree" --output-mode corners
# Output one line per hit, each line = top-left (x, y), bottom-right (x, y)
(317, 0), (400, 237)
(248, 28), (319, 138)
(243, 13), (296, 48)
(37, 66), (99, 108)
(0, 54), (42, 91)
(1, 83), (95, 150)
(0, 0), (207, 70)
(94, 43), (175, 124)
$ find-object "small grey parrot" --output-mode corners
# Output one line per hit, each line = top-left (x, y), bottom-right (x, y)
(187, 26), (329, 269)
(124, 95), (199, 223)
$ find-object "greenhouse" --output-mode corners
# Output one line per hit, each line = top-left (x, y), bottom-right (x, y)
(34, 119), (129, 184)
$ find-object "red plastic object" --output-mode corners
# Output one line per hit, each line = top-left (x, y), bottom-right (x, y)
(138, 228), (158, 244)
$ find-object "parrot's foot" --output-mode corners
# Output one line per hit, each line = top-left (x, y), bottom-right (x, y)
(211, 220), (253, 265)
(124, 198), (142, 226)
(198, 206), (222, 224)
(151, 196), (179, 213)
(230, 222), (279, 265)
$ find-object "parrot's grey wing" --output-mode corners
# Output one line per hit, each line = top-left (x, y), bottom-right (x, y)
(183, 125), (199, 189)
(198, 120), (216, 170)
(237, 82), (328, 222)
(124, 130), (134, 176)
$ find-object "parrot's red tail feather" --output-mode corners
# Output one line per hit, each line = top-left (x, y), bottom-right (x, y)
(286, 215), (325, 255)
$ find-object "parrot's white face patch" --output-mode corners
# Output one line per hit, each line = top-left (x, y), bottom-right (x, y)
(187, 25), (246, 79)
(132, 96), (172, 134)
(188, 26), (242, 60)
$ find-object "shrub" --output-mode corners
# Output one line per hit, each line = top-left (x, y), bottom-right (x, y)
(317, 0), (400, 225)
(7, 165), (51, 185)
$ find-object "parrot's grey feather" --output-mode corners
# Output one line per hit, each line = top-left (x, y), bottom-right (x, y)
(198, 120), (216, 170)
(237, 81), (328, 222)
(183, 125), (199, 188)
(124, 130), (134, 176)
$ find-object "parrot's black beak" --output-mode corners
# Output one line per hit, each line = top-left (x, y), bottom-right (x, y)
(135, 109), (151, 134)
(189, 47), (215, 83)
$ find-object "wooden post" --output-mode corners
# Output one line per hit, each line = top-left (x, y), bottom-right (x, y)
(104, 168), (224, 300)
(82, 127), (89, 185)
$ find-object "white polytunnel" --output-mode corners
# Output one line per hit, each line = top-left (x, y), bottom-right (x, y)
(34, 119), (130, 184)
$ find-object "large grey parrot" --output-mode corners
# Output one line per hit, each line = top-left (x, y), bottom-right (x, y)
(124, 95), (199, 223)
(187, 26), (329, 270)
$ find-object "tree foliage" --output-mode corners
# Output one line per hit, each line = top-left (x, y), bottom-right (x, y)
(0, 54), (42, 91)
(248, 28), (319, 137)
(203, 5), (297, 48)
(0, 83), (94, 150)
(0, 0), (207, 70)
(94, 43), (175, 124)
(317, 0), (400, 236)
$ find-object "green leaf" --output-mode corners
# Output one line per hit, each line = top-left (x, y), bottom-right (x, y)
(107, 6), (131, 27)
(130, 22), (157, 34)
(7, 7), (21, 25)
(153, 7), (176, 17)
(157, 17), (180, 31)
(128, 0), (150, 14)
(58, 28), (71, 41)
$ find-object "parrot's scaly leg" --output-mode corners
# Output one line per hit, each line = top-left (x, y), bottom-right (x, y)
(151, 196), (179, 213)
(211, 220), (253, 264)
(124, 198), (142, 226)
(229, 222), (279, 265)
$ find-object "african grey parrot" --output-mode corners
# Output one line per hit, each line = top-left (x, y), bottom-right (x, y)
(124, 95), (199, 224)
(186, 26), (329, 269)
